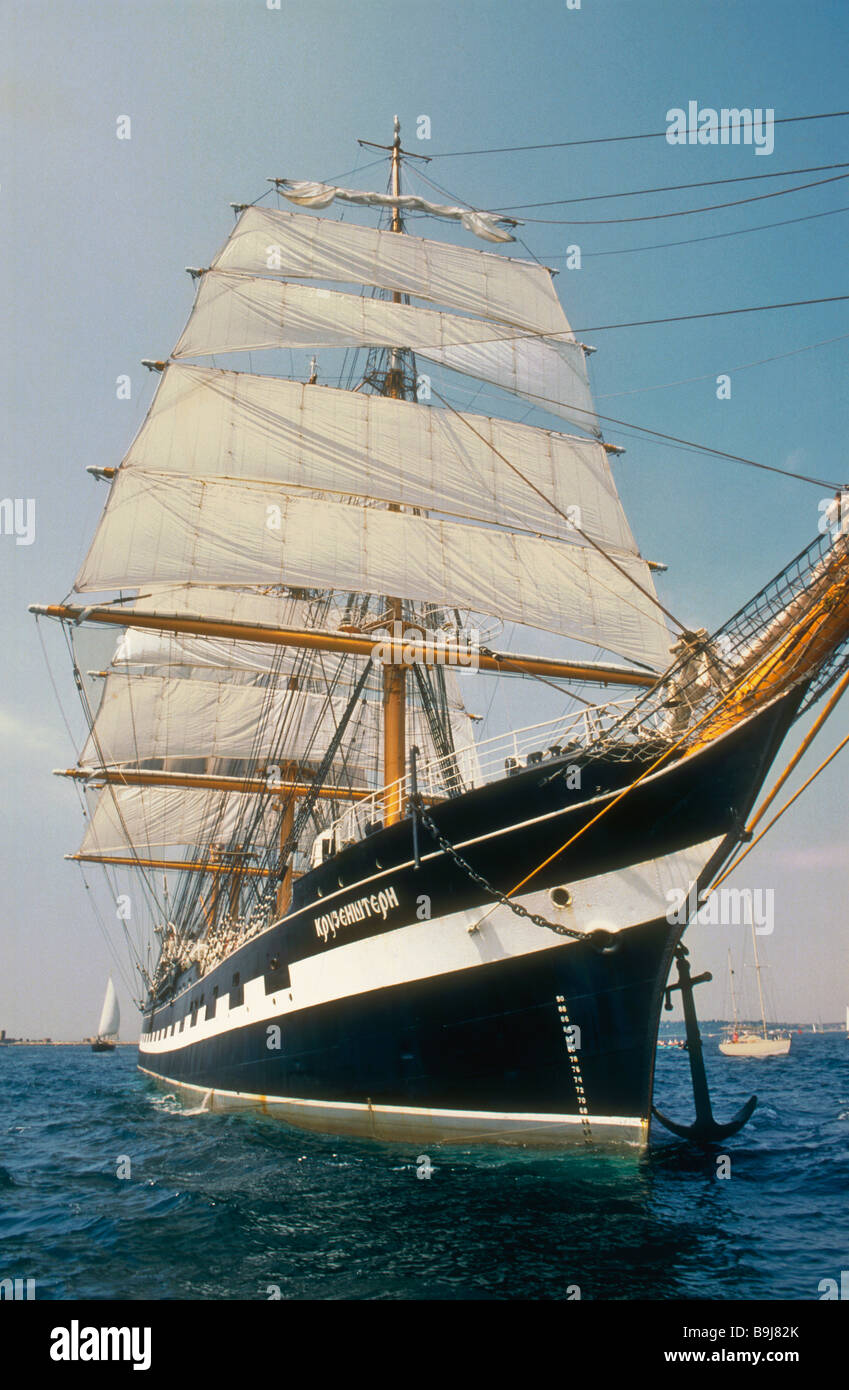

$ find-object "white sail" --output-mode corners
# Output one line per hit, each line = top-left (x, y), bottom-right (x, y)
(112, 629), (474, 719)
(97, 978), (120, 1039)
(129, 584), (323, 630)
(75, 472), (671, 669)
(112, 624), (356, 679)
(273, 180), (518, 243)
(119, 364), (628, 549)
(171, 273), (597, 432)
(113, 584), (368, 680)
(79, 672), (384, 773)
(81, 783), (282, 856)
(211, 207), (564, 331)
(79, 669), (478, 783)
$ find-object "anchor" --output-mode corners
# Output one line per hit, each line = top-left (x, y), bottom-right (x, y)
(652, 944), (757, 1142)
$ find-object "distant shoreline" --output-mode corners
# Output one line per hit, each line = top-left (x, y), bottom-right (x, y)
(0, 1039), (139, 1047)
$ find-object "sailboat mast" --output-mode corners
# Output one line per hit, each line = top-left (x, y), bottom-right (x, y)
(751, 914), (769, 1040)
(728, 948), (740, 1031)
(382, 114), (407, 826)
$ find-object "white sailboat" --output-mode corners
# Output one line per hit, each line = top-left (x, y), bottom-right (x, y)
(719, 922), (791, 1058)
(91, 977), (120, 1052)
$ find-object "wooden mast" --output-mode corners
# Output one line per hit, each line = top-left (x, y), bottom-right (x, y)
(276, 779), (296, 917)
(382, 115), (407, 827)
(228, 846), (243, 919)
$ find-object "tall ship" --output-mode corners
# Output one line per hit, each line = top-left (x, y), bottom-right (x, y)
(32, 120), (849, 1147)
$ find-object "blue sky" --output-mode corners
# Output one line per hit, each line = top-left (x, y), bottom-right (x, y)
(1, 0), (848, 1036)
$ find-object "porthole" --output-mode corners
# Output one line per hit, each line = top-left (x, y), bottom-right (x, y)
(549, 886), (572, 909)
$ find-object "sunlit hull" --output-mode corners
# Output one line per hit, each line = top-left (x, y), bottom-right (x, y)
(719, 1035), (791, 1058)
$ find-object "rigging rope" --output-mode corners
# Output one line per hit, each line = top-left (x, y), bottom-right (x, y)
(553, 204), (849, 260)
(495, 162), (849, 211)
(499, 171), (849, 225)
(573, 292), (849, 333)
(429, 109), (849, 157)
(710, 729), (849, 892)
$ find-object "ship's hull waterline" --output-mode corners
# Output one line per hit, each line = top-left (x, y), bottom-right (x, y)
(139, 693), (801, 1149)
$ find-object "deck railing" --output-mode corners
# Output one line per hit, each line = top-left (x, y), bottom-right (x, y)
(312, 695), (664, 861)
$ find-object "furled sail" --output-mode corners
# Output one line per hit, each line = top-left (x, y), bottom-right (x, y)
(113, 587), (355, 679)
(112, 625), (351, 678)
(211, 207), (563, 331)
(116, 364), (629, 548)
(272, 180), (519, 243)
(171, 273), (597, 432)
(75, 473), (672, 669)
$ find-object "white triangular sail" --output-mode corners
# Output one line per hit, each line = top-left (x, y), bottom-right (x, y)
(97, 978), (120, 1038)
(172, 273), (597, 432)
(212, 207), (563, 330)
(119, 363), (626, 547)
(75, 473), (672, 669)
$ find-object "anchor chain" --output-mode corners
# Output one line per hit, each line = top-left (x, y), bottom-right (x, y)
(415, 800), (589, 942)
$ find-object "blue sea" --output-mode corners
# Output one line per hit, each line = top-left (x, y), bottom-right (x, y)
(1, 1035), (846, 1301)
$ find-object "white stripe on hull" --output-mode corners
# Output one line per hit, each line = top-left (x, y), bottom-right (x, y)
(138, 1065), (647, 1148)
(140, 836), (721, 1054)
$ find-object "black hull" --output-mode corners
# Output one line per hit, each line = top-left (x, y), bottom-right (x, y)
(139, 691), (802, 1147)
(91, 1041), (116, 1053)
